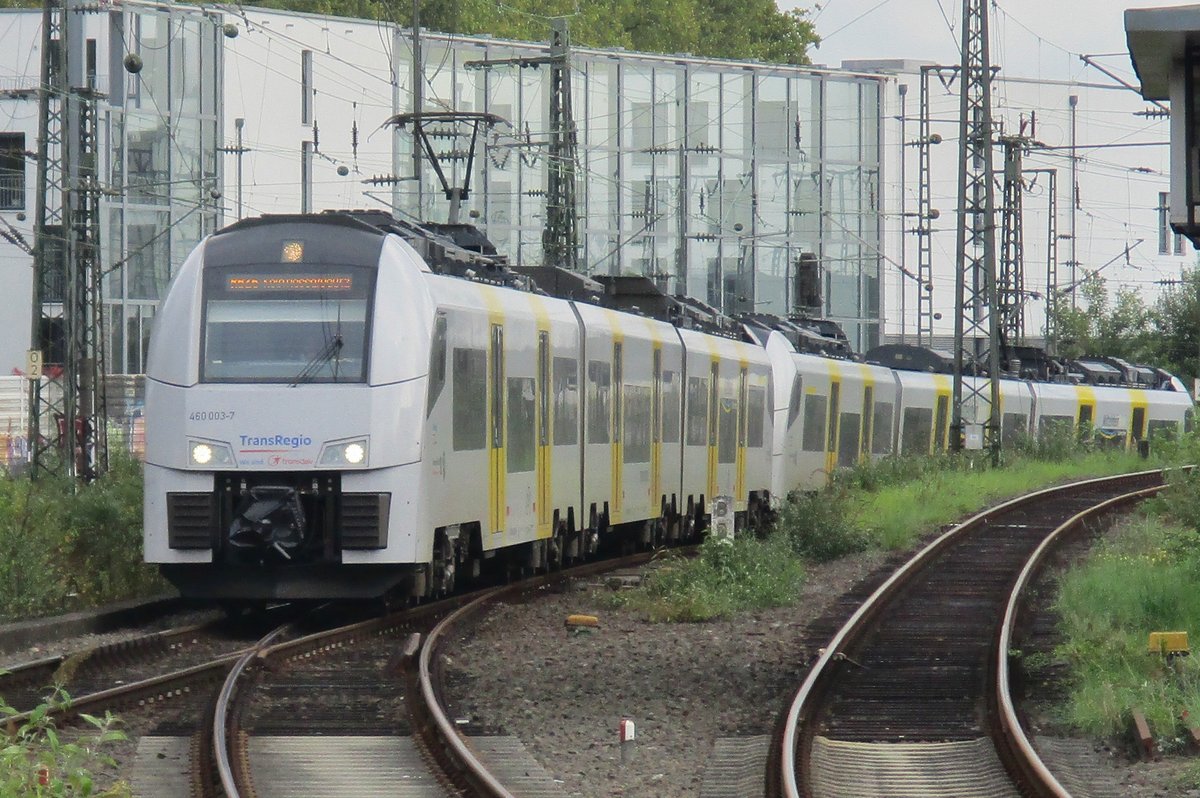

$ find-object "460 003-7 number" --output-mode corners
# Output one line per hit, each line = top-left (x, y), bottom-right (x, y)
(189, 410), (235, 421)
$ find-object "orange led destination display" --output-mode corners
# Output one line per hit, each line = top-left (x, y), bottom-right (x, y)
(227, 275), (354, 292)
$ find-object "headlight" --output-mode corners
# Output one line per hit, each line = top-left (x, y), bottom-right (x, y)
(189, 439), (235, 467)
(318, 438), (369, 467)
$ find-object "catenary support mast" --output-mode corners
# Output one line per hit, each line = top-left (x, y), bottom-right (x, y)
(950, 0), (1002, 462)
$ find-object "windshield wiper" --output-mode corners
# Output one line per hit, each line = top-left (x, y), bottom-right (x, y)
(289, 333), (343, 387)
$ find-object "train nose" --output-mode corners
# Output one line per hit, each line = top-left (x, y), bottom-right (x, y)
(228, 486), (308, 560)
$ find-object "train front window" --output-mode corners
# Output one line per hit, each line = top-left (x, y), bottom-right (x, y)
(202, 266), (374, 382)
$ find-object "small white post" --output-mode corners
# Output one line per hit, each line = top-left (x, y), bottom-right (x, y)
(619, 718), (635, 765)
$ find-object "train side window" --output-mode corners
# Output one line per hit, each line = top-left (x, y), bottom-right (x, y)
(451, 347), (487, 451)
(1078, 404), (1094, 427)
(662, 370), (681, 444)
(613, 344), (624, 445)
(587, 361), (611, 444)
(490, 326), (504, 449)
(652, 350), (662, 445)
(933, 395), (949, 452)
(837, 413), (860, 467)
(1148, 419), (1178, 441)
(1002, 412), (1028, 444)
(901, 407), (933, 454)
(708, 363), (720, 447)
(685, 376), (708, 446)
(861, 386), (874, 456)
(426, 315), (447, 418)
(718, 394), (737, 464)
(1187, 408), (1195, 434)
(827, 382), (841, 453)
(801, 394), (827, 452)
(871, 402), (894, 454)
(787, 374), (804, 429)
(507, 377), (536, 473)
(747, 385), (766, 448)
(1038, 415), (1073, 435)
(552, 356), (578, 446)
(537, 333), (550, 447)
(623, 385), (652, 463)
(738, 369), (748, 449)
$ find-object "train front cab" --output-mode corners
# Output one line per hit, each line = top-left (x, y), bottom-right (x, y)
(145, 220), (440, 600)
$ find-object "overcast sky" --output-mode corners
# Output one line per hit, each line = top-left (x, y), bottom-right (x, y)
(786, 0), (1183, 83)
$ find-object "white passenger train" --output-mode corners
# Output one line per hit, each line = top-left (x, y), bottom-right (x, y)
(143, 212), (1194, 600)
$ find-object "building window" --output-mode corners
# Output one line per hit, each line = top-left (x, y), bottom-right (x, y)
(301, 50), (313, 125)
(0, 133), (25, 210)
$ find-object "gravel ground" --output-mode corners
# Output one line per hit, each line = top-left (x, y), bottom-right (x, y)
(5, 515), (1198, 796)
(443, 534), (1198, 798)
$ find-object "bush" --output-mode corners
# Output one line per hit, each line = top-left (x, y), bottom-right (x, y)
(0, 685), (130, 797)
(773, 488), (871, 563)
(0, 456), (166, 621)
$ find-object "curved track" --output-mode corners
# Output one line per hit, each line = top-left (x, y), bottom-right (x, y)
(778, 469), (1166, 798)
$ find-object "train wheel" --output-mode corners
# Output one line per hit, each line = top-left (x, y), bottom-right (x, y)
(549, 522), (567, 569)
(430, 531), (456, 596)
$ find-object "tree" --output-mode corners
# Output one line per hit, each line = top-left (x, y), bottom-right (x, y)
(1050, 274), (1154, 363)
(1149, 265), (1200, 384)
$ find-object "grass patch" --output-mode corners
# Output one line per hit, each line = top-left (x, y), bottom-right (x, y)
(848, 450), (1147, 550)
(1054, 513), (1200, 747)
(615, 437), (1154, 623)
(608, 534), (806, 622)
(0, 455), (166, 622)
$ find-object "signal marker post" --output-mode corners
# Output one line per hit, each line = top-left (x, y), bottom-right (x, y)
(619, 718), (635, 765)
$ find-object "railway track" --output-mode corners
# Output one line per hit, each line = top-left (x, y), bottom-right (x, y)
(777, 469), (1167, 798)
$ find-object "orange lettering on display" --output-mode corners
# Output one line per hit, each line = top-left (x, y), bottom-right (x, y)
(227, 275), (353, 291)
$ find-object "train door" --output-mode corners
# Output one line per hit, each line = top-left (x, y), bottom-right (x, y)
(537, 332), (551, 539)
(611, 342), (624, 523)
(651, 348), (662, 516)
(735, 367), (748, 505)
(1128, 391), (1147, 441)
(825, 380), (841, 475)
(934, 394), (949, 453)
(861, 385), (874, 460)
(708, 360), (719, 502)
(489, 324), (505, 539)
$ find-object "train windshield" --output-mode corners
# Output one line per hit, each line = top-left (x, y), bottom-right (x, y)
(201, 265), (375, 383)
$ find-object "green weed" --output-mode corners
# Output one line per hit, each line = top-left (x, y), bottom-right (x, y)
(610, 534), (807, 622)
(0, 684), (130, 797)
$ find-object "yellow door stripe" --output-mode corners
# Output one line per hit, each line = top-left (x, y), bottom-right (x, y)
(860, 364), (876, 463)
(931, 374), (952, 452)
(481, 287), (507, 543)
(604, 310), (625, 525)
(826, 361), (842, 475)
(530, 295), (553, 539)
(1131, 389), (1149, 450)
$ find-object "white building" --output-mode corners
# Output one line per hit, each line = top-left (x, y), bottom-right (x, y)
(0, 2), (1188, 385)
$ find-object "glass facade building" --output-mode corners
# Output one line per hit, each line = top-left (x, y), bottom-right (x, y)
(101, 5), (224, 374)
(393, 36), (886, 349)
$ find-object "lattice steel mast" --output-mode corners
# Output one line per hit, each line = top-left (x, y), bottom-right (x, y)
(543, 18), (579, 272)
(29, 0), (107, 480)
(950, 0), (1001, 460)
(998, 135), (1027, 344)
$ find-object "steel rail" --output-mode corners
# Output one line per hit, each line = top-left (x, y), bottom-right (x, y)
(419, 550), (662, 797)
(993, 483), (1162, 797)
(778, 468), (1164, 798)
(213, 623), (292, 798)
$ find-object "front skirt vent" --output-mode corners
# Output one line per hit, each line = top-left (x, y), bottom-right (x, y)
(340, 492), (390, 550)
(167, 492), (216, 549)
